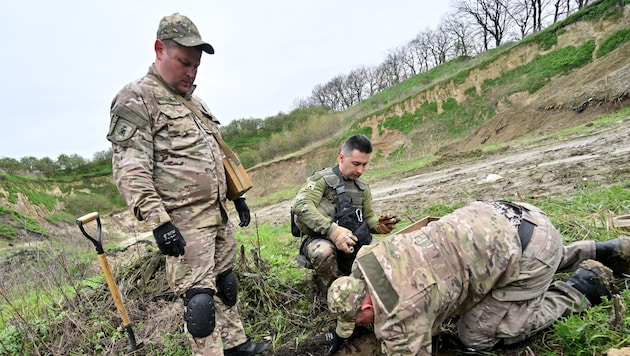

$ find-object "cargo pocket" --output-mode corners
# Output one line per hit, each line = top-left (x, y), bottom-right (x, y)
(159, 105), (202, 151)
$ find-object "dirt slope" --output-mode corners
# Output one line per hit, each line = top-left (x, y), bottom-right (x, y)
(242, 8), (630, 213)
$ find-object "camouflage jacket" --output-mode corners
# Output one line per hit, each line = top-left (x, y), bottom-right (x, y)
(350, 201), (522, 354)
(291, 165), (379, 237)
(107, 65), (227, 230)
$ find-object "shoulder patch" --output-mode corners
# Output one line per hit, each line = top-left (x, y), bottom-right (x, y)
(108, 104), (146, 144)
(304, 180), (317, 191)
(108, 118), (137, 144)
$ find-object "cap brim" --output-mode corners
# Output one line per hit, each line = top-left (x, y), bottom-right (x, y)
(173, 37), (215, 54)
(335, 320), (355, 339)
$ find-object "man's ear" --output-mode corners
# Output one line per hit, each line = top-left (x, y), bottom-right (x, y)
(154, 39), (165, 59)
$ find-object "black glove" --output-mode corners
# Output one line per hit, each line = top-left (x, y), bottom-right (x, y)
(321, 330), (347, 355)
(234, 197), (250, 227)
(152, 222), (186, 257)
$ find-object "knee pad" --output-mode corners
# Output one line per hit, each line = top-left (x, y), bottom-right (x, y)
(183, 288), (216, 338)
(216, 268), (238, 307)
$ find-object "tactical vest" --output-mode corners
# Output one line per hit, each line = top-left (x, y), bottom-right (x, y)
(292, 165), (368, 237)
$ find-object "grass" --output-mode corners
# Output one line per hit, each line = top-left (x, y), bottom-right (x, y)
(0, 1), (629, 353)
(1, 127), (629, 354)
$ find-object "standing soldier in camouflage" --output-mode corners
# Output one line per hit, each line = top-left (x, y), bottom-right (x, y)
(291, 134), (401, 291)
(324, 200), (630, 355)
(106, 13), (268, 356)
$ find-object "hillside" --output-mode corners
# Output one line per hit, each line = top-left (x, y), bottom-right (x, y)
(243, 5), (630, 210)
(0, 2), (629, 355)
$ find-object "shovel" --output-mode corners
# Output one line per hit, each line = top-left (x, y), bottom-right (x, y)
(76, 211), (139, 353)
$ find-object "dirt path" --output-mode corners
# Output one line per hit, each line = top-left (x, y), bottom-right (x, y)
(252, 117), (630, 226)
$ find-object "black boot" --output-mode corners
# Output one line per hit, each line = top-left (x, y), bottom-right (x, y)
(595, 236), (630, 276)
(224, 341), (269, 356)
(566, 260), (617, 305)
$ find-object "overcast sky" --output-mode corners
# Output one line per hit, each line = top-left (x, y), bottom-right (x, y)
(1, 1), (451, 160)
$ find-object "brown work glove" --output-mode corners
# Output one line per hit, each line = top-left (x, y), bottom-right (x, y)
(375, 214), (401, 234)
(328, 223), (358, 254)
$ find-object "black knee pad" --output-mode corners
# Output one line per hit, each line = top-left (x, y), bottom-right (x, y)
(216, 268), (238, 307)
(183, 288), (216, 338)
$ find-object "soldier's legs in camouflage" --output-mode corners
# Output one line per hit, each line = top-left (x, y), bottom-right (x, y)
(213, 222), (248, 349)
(558, 240), (595, 273)
(458, 203), (565, 350)
(166, 226), (222, 355)
(166, 226), (218, 295)
(458, 280), (587, 350)
(305, 238), (340, 287)
(500, 280), (588, 345)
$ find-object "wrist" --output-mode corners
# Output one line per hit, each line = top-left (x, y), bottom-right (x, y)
(327, 222), (338, 237)
(147, 211), (172, 230)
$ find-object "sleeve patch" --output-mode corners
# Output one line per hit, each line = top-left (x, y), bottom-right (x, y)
(108, 117), (138, 144)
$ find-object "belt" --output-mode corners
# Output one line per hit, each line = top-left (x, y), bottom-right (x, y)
(518, 219), (535, 250)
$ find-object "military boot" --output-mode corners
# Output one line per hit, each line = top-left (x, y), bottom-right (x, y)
(224, 341), (269, 356)
(595, 235), (630, 276)
(566, 260), (618, 305)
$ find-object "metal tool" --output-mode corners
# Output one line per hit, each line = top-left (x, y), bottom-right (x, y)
(76, 211), (139, 353)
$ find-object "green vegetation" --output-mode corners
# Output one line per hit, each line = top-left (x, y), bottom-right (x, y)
(1, 1), (629, 354)
(597, 28), (630, 57)
(0, 205), (48, 237)
(483, 40), (596, 95)
(551, 290), (630, 355)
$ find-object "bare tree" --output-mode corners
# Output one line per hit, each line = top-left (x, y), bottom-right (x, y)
(346, 66), (369, 104)
(328, 74), (353, 110)
(319, 79), (344, 112)
(456, 0), (514, 49)
(408, 31), (433, 73)
(379, 50), (406, 88)
(365, 66), (382, 97)
(552, 0), (570, 23)
(397, 45), (420, 78)
(574, 0), (590, 9)
(509, 0), (534, 38)
(425, 24), (454, 65)
(530, 0), (545, 32)
(443, 13), (478, 58)
(310, 83), (329, 109)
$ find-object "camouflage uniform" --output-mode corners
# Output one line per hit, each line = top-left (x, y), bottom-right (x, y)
(329, 201), (596, 355)
(107, 65), (247, 354)
(292, 165), (380, 285)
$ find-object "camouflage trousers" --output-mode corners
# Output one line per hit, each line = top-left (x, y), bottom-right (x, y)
(302, 237), (360, 289)
(457, 202), (595, 350)
(165, 222), (248, 355)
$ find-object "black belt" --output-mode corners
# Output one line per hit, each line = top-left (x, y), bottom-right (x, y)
(518, 219), (535, 250)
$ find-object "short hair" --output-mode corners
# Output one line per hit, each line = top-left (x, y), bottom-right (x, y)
(341, 134), (372, 155)
(161, 39), (179, 52)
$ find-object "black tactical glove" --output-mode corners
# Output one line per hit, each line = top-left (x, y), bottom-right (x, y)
(321, 330), (347, 355)
(152, 222), (186, 257)
(234, 197), (251, 227)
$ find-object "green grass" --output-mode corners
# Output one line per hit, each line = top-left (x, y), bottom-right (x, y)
(597, 28), (630, 58)
(551, 289), (630, 355)
(237, 177), (630, 355)
(483, 40), (596, 95)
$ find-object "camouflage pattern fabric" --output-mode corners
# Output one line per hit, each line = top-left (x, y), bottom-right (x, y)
(292, 165), (379, 284)
(107, 66), (247, 354)
(157, 13), (214, 54)
(327, 276), (366, 337)
(329, 201), (590, 355)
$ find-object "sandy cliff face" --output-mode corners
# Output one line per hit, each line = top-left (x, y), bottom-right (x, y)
(246, 8), (630, 203)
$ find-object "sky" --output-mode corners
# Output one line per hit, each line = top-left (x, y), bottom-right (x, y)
(1, 1), (452, 160)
